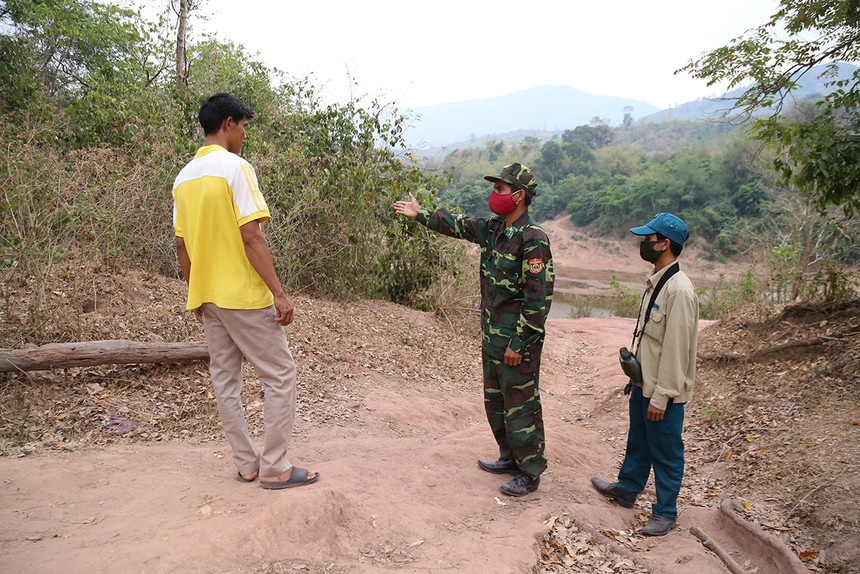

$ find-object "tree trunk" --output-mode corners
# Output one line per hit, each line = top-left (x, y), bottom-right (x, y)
(0, 340), (208, 373)
(175, 0), (188, 89)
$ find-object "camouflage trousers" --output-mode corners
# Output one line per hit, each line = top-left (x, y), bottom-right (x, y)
(482, 347), (547, 479)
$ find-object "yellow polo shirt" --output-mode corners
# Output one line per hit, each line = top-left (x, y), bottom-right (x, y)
(172, 145), (273, 310)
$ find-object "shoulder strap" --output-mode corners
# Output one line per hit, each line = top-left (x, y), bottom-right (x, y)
(632, 263), (680, 351)
(644, 263), (679, 326)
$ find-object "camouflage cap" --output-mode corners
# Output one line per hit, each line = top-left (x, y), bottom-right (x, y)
(484, 163), (538, 197)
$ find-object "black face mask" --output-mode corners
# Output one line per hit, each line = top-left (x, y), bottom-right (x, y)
(639, 240), (665, 263)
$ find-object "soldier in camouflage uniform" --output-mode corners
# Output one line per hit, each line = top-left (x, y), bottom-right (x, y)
(393, 163), (553, 497)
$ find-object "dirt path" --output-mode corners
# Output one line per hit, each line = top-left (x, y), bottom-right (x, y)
(1, 315), (801, 574)
(0, 216), (805, 573)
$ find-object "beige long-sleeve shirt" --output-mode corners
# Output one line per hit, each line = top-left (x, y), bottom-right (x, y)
(636, 262), (699, 410)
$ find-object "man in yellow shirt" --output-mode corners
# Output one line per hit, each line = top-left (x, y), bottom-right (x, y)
(173, 93), (317, 490)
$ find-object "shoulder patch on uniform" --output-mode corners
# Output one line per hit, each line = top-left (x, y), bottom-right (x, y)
(528, 258), (544, 274)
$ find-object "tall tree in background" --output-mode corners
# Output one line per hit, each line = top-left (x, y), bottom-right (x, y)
(170, 0), (206, 88)
(174, 0), (189, 88)
(171, 0), (206, 138)
(623, 106), (633, 129)
(680, 0), (860, 217)
(0, 0), (147, 111)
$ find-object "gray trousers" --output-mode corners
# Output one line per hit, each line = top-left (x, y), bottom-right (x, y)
(201, 303), (297, 478)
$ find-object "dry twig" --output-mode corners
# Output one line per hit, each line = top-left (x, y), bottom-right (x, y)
(787, 477), (837, 517)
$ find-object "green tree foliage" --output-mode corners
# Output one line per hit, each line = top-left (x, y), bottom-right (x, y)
(1, 0), (174, 145)
(0, 0), (465, 344)
(432, 120), (774, 259)
(527, 184), (570, 222)
(564, 118), (614, 150)
(243, 86), (454, 303)
(679, 0), (860, 216)
(0, 0), (161, 101)
(3, 0), (132, 99)
(438, 181), (492, 218)
(535, 140), (566, 185)
(426, 119), (772, 258)
(560, 138), (596, 171)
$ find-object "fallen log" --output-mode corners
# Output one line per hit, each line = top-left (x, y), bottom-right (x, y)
(690, 524), (746, 574)
(717, 499), (809, 574)
(698, 328), (859, 363)
(0, 340), (209, 373)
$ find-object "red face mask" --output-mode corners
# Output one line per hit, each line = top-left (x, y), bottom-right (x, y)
(488, 190), (519, 215)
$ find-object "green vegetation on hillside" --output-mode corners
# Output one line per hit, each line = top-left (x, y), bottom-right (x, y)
(681, 0), (860, 218)
(0, 0), (857, 346)
(421, 114), (858, 314)
(0, 0), (465, 346)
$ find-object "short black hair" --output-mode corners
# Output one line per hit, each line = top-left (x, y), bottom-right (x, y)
(655, 232), (683, 256)
(198, 93), (254, 135)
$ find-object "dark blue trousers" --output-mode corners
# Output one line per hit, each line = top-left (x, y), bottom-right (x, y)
(616, 384), (685, 518)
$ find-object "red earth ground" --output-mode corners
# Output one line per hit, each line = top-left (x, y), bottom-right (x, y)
(1, 216), (852, 573)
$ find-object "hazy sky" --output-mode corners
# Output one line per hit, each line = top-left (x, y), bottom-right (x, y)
(191, 0), (780, 110)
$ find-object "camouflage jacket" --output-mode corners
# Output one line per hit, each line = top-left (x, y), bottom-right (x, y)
(416, 208), (554, 359)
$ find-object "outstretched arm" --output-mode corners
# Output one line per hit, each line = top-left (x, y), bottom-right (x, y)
(394, 192), (489, 245)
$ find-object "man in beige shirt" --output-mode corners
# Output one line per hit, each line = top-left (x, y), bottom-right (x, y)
(591, 212), (698, 536)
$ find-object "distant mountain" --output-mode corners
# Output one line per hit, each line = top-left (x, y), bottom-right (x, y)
(402, 85), (659, 149)
(640, 62), (858, 123)
(400, 64), (858, 151)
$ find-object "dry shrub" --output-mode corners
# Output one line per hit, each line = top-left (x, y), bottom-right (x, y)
(1, 120), (180, 345)
(0, 102), (471, 348)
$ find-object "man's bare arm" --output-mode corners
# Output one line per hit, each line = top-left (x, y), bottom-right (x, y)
(240, 220), (293, 326)
(175, 236), (191, 283)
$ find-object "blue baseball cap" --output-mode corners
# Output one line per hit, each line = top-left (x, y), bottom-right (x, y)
(629, 213), (689, 246)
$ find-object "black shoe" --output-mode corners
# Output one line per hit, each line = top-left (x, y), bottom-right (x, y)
(500, 472), (540, 497)
(477, 458), (519, 475)
(642, 515), (676, 536)
(590, 477), (636, 508)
